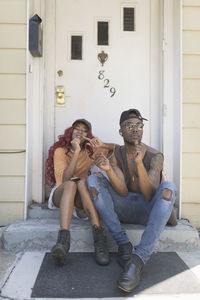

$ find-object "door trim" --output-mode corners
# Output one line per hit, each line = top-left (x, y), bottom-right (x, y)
(26, 0), (182, 217)
(162, 0), (182, 217)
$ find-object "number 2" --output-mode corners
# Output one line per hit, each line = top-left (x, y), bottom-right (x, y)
(104, 79), (110, 88)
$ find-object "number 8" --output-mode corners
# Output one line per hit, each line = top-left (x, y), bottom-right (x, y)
(98, 70), (105, 80)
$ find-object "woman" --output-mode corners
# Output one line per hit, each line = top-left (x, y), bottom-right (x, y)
(45, 119), (114, 267)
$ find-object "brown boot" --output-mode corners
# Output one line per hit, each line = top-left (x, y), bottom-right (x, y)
(51, 229), (70, 266)
(118, 254), (144, 292)
(92, 225), (110, 265)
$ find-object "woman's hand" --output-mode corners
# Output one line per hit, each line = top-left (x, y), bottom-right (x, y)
(83, 137), (104, 149)
(71, 138), (81, 153)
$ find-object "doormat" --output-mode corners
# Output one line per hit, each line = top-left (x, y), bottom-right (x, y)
(31, 252), (200, 298)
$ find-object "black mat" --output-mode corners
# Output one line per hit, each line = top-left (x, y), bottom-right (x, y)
(31, 252), (200, 298)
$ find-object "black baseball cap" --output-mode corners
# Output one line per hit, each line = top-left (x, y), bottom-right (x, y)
(72, 119), (92, 131)
(119, 109), (148, 125)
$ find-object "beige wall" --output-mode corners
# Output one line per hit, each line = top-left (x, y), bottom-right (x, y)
(0, 0), (26, 225)
(182, 0), (200, 228)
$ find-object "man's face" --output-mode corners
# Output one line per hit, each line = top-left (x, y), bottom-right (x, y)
(119, 116), (144, 144)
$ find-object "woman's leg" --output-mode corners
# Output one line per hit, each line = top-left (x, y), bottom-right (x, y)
(77, 178), (109, 265)
(77, 179), (100, 226)
(51, 180), (77, 266)
(53, 180), (77, 230)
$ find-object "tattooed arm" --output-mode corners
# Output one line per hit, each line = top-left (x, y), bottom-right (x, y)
(135, 143), (163, 201)
(148, 154), (164, 188)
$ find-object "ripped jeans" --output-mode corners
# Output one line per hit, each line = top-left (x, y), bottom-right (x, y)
(87, 174), (177, 263)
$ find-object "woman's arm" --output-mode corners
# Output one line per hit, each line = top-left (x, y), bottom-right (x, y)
(62, 138), (81, 182)
(62, 150), (80, 182)
(54, 140), (81, 186)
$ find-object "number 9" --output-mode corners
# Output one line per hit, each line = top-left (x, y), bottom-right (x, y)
(110, 87), (116, 97)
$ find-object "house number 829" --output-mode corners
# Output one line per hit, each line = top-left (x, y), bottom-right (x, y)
(98, 71), (116, 97)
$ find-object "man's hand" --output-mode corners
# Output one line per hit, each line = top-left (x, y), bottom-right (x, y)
(83, 137), (104, 149)
(94, 153), (111, 171)
(134, 141), (146, 163)
(71, 138), (81, 153)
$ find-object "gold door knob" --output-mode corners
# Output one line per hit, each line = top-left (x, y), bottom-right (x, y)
(56, 86), (65, 104)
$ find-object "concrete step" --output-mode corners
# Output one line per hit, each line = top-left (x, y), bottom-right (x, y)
(2, 217), (200, 252)
(28, 202), (60, 219)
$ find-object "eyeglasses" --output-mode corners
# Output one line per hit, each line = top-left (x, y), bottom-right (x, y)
(74, 126), (88, 134)
(121, 122), (144, 131)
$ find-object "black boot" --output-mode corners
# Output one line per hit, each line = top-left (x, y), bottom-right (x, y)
(117, 242), (133, 267)
(92, 225), (110, 265)
(118, 254), (144, 293)
(51, 229), (70, 266)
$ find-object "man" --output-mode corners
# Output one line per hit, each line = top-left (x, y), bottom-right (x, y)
(87, 109), (177, 293)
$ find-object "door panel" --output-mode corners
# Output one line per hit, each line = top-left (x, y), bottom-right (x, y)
(55, 0), (160, 145)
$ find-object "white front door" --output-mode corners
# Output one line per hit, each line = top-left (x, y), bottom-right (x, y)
(54, 0), (161, 145)
(30, 0), (182, 206)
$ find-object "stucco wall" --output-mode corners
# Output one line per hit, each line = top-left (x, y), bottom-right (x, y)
(0, 0), (26, 225)
(182, 0), (200, 228)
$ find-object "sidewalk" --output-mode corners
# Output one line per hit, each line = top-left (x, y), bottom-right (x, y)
(0, 226), (200, 300)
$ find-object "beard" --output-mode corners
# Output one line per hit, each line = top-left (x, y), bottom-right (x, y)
(125, 139), (135, 145)
(124, 136), (141, 145)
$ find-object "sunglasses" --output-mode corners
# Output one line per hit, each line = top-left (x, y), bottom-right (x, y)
(122, 122), (144, 131)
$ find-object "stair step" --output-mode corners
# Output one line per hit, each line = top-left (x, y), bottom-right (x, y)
(2, 218), (199, 252)
(28, 203), (60, 219)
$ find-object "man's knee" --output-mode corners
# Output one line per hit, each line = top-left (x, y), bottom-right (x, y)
(160, 181), (177, 201)
(162, 189), (172, 201)
(90, 186), (99, 198)
(86, 175), (100, 200)
(87, 174), (99, 187)
(87, 173), (108, 189)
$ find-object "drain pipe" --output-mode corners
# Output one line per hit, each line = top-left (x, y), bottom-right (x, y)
(179, 0), (183, 220)
(24, 0), (30, 220)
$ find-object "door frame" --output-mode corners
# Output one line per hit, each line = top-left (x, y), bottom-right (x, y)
(25, 0), (182, 218)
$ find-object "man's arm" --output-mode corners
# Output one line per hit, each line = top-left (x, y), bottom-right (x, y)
(100, 142), (117, 153)
(148, 154), (164, 187)
(94, 153), (128, 196)
(136, 145), (163, 201)
(83, 137), (117, 155)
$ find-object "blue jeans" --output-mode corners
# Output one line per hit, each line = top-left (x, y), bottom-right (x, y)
(87, 174), (177, 263)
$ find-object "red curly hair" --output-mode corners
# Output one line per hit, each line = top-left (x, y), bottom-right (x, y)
(45, 124), (94, 187)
